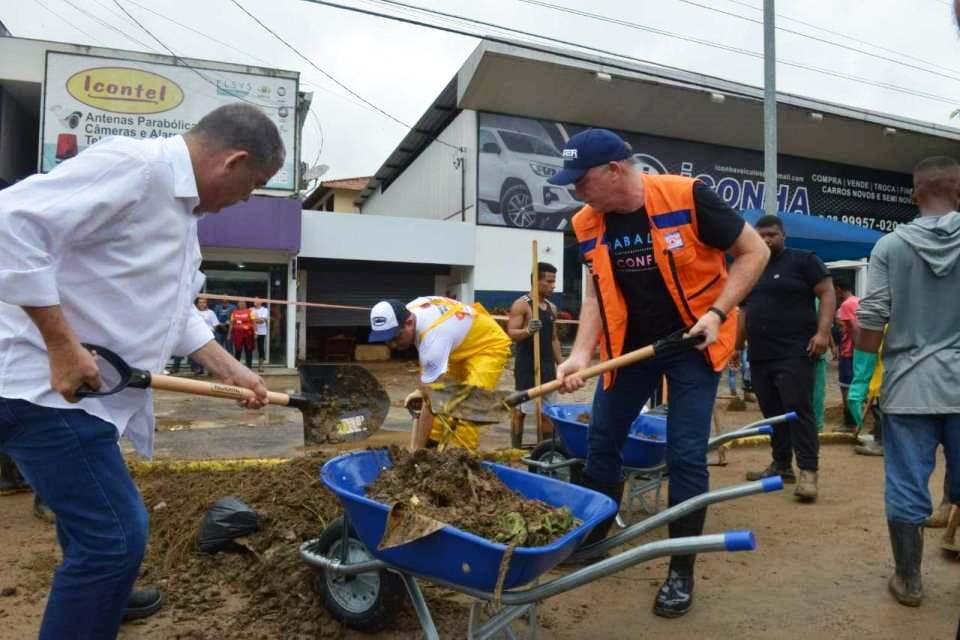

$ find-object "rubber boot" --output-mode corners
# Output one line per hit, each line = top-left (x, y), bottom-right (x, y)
(123, 588), (164, 622)
(654, 508), (706, 618)
(578, 474), (625, 547)
(887, 520), (924, 607)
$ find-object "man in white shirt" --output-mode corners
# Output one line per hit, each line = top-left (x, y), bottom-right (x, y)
(189, 297), (222, 376)
(253, 298), (270, 373)
(368, 296), (512, 452)
(0, 103), (282, 639)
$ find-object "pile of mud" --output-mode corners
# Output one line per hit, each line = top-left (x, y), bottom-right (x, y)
(135, 455), (340, 638)
(135, 454), (459, 639)
(369, 447), (577, 548)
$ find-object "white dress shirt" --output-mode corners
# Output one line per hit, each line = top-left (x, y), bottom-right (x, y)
(199, 308), (220, 330)
(253, 306), (269, 336)
(0, 135), (214, 458)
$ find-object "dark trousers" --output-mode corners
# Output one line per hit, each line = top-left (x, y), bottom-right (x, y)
(750, 357), (819, 471)
(256, 335), (266, 365)
(586, 349), (720, 507)
(0, 398), (148, 640)
(232, 331), (255, 369)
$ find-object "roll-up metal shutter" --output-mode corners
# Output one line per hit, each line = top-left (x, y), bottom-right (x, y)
(304, 260), (440, 327)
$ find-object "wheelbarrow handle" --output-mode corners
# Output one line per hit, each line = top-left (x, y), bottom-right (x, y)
(505, 330), (705, 406)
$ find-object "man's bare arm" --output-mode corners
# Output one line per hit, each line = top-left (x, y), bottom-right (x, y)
(505, 298), (532, 342)
(23, 306), (101, 403)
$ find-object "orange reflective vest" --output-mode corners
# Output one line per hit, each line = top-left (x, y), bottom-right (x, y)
(572, 174), (738, 389)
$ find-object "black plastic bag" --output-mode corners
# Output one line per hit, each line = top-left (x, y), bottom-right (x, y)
(197, 497), (259, 553)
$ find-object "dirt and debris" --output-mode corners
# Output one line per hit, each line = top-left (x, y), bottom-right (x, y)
(575, 411), (591, 424)
(369, 446), (578, 548)
(134, 454), (343, 639)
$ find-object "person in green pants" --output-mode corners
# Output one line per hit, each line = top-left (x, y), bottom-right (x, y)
(848, 347), (883, 455)
(811, 299), (834, 432)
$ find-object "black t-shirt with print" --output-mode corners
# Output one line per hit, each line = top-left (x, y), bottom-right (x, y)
(743, 247), (830, 361)
(599, 181), (745, 351)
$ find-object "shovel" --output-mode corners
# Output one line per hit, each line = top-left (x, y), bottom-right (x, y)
(426, 329), (705, 425)
(75, 344), (390, 443)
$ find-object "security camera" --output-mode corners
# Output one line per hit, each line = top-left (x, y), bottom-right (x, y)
(62, 111), (82, 129)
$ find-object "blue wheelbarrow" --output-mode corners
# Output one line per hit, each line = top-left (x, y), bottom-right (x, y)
(526, 408), (796, 524)
(300, 448), (785, 638)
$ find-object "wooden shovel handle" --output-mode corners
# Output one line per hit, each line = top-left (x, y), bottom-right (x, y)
(150, 374), (292, 407)
(518, 344), (657, 402)
(509, 330), (705, 405)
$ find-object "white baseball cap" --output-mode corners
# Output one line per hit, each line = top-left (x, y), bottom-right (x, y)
(368, 299), (410, 342)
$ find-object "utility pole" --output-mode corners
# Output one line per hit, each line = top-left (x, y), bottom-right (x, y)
(763, 0), (778, 216)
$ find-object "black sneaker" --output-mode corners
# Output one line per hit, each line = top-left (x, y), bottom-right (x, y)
(745, 462), (795, 483)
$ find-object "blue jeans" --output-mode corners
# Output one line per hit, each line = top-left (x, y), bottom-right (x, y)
(0, 397), (148, 640)
(725, 350), (750, 395)
(883, 412), (960, 524)
(586, 350), (720, 506)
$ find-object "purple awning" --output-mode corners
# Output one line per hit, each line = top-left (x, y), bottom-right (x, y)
(198, 196), (301, 252)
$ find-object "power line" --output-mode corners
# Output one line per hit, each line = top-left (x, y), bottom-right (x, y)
(34, 0), (101, 44)
(297, 0), (960, 108)
(229, 0), (463, 151)
(56, 0), (161, 53)
(110, 0), (281, 110)
(666, 0), (960, 84)
(722, 0), (960, 77)
(107, 0), (388, 124)
(363, 0), (960, 105)
(499, 0), (960, 104)
(309, 108), (324, 165)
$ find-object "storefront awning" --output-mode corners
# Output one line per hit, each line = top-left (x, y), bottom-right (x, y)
(741, 210), (885, 262)
(198, 196), (301, 253)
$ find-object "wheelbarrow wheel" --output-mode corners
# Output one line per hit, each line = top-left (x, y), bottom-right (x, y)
(528, 440), (581, 484)
(313, 516), (403, 632)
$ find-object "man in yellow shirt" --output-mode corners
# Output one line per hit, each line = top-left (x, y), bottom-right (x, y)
(369, 296), (512, 452)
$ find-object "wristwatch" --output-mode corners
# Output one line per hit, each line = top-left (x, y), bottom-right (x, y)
(707, 306), (727, 322)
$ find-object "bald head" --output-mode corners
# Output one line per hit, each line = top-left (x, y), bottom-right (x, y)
(913, 156), (960, 215)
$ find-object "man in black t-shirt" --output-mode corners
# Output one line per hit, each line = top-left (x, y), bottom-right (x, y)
(739, 215), (836, 501)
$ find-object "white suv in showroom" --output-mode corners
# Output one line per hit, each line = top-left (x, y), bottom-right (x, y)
(478, 127), (582, 229)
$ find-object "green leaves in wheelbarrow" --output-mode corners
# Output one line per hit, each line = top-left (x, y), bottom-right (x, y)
(494, 507), (576, 547)
(494, 512), (529, 545)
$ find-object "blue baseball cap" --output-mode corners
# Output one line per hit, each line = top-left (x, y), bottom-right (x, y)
(369, 299), (411, 343)
(547, 128), (632, 186)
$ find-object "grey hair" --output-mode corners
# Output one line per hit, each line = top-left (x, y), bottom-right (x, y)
(189, 103), (286, 171)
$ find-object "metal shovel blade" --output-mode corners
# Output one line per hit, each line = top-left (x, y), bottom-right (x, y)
(424, 383), (515, 425)
(298, 364), (391, 443)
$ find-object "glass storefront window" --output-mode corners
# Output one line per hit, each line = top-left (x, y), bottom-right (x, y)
(201, 261), (288, 366)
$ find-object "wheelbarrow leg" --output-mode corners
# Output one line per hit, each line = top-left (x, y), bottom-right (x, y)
(468, 601), (536, 640)
(399, 573), (440, 640)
